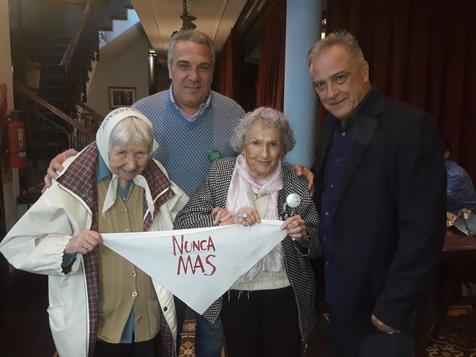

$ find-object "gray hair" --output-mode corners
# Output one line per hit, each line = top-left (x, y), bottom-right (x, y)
(230, 107), (296, 155)
(307, 30), (365, 68)
(109, 116), (155, 156)
(167, 30), (215, 69)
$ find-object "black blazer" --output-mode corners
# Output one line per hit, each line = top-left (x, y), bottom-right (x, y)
(313, 90), (446, 333)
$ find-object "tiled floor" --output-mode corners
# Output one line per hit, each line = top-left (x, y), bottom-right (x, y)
(178, 320), (197, 356)
(178, 320), (226, 357)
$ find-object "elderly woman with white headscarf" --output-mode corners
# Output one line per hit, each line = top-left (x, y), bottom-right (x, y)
(0, 108), (188, 357)
(174, 107), (320, 357)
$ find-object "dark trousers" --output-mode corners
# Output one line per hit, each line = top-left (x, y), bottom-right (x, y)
(93, 335), (159, 357)
(329, 325), (414, 357)
(221, 286), (301, 357)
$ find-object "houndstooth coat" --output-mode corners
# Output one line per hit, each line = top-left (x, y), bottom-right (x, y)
(173, 157), (320, 347)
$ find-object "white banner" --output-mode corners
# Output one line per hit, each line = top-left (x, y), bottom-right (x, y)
(102, 220), (286, 314)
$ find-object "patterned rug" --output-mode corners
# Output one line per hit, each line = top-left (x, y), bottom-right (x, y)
(425, 306), (476, 357)
(178, 320), (196, 357)
(178, 319), (226, 357)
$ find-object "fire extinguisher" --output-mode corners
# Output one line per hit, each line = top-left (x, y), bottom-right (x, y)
(5, 110), (28, 169)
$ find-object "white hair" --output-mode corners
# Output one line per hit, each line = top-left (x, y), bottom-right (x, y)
(230, 107), (296, 155)
(108, 116), (155, 156)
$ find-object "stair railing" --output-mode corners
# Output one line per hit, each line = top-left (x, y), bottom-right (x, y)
(13, 81), (98, 198)
(61, 0), (131, 115)
(14, 81), (96, 147)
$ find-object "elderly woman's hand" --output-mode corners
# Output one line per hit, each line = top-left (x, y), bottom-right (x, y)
(64, 229), (103, 255)
(234, 207), (261, 226)
(281, 215), (308, 242)
(212, 207), (234, 226)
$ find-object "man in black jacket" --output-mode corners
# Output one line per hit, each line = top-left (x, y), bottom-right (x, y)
(308, 31), (446, 356)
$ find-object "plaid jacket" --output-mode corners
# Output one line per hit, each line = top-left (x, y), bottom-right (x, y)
(57, 143), (178, 357)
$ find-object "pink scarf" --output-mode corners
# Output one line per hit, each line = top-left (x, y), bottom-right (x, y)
(226, 154), (285, 282)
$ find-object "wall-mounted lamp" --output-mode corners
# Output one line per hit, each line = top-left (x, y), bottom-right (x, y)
(321, 18), (327, 39)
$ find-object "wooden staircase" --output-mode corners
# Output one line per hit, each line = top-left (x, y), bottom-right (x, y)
(14, 82), (97, 201)
(62, 0), (133, 115)
(11, 0), (133, 199)
(39, 35), (70, 110)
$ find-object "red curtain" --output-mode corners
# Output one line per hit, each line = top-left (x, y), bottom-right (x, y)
(213, 0), (286, 112)
(327, 0), (476, 178)
(255, 0), (286, 111)
(213, 29), (258, 112)
(213, 29), (240, 99)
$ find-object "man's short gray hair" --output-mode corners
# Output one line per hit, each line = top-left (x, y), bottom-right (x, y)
(167, 30), (215, 69)
(109, 116), (155, 156)
(230, 107), (296, 155)
(307, 30), (365, 68)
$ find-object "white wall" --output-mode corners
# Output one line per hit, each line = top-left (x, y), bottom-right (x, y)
(0, 0), (20, 230)
(86, 28), (150, 117)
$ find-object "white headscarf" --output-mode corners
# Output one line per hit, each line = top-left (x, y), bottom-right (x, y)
(96, 107), (158, 218)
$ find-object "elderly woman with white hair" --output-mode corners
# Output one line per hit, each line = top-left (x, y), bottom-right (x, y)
(0, 108), (188, 357)
(174, 107), (320, 357)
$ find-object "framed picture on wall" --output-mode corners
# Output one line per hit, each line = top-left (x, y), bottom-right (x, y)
(109, 87), (136, 108)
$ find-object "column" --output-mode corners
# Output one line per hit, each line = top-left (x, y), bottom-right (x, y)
(283, 0), (321, 167)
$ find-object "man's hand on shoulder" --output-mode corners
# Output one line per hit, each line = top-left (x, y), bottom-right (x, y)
(292, 164), (315, 195)
(43, 148), (78, 190)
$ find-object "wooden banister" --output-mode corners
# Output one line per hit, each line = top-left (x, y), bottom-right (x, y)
(14, 82), (95, 138)
(75, 100), (103, 125)
(61, 0), (96, 69)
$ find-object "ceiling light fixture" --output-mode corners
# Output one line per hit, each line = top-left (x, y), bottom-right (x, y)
(180, 0), (197, 30)
(172, 0), (197, 36)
